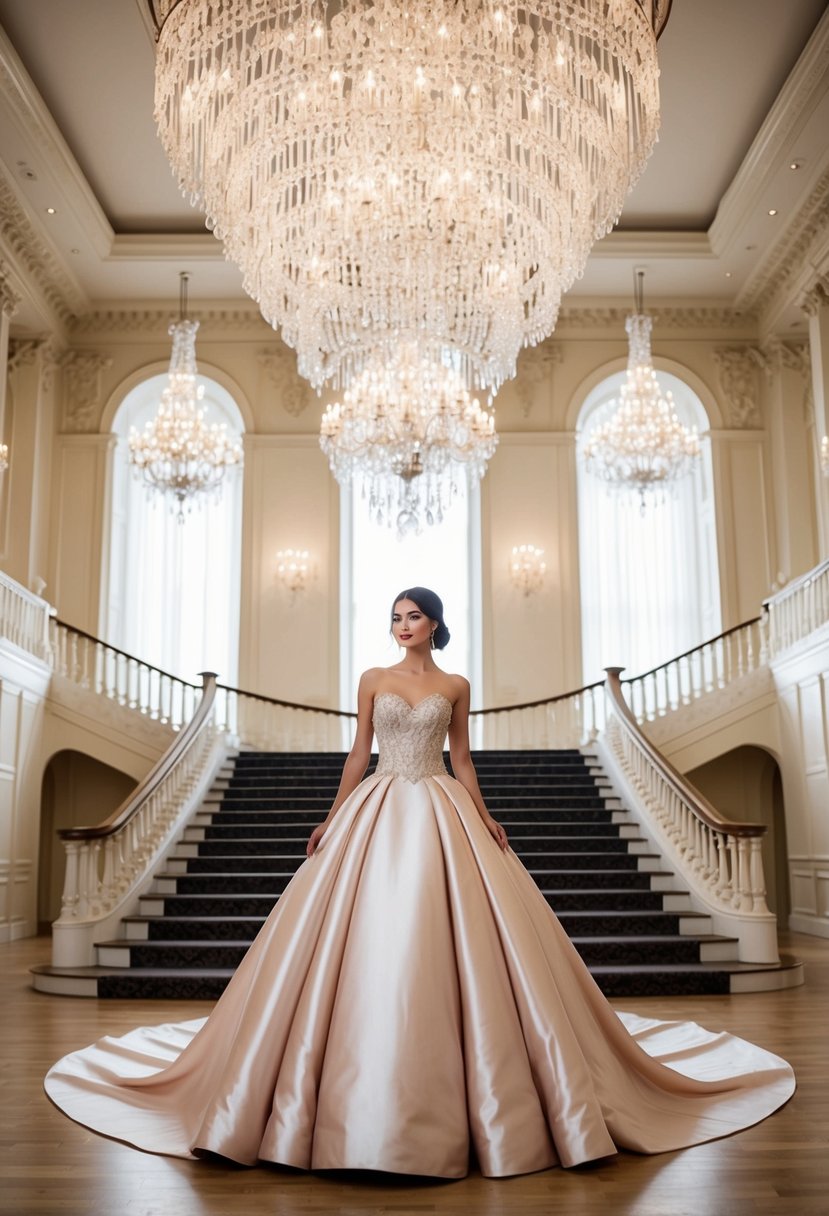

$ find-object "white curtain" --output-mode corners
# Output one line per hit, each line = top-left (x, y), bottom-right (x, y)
(578, 371), (720, 684)
(107, 374), (243, 685)
(342, 476), (481, 709)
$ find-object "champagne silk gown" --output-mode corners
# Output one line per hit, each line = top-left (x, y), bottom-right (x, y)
(45, 692), (795, 1178)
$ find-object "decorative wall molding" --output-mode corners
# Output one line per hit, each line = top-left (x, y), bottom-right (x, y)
(68, 307), (274, 338)
(556, 305), (759, 331)
(712, 347), (764, 428)
(799, 279), (829, 318)
(759, 337), (811, 379)
(0, 258), (21, 318)
(60, 351), (113, 432)
(7, 336), (63, 395)
(257, 349), (310, 417)
(514, 343), (562, 418)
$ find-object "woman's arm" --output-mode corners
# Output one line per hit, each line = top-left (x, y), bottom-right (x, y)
(447, 680), (508, 851)
(307, 670), (377, 856)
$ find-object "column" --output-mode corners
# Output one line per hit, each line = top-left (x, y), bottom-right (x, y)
(802, 285), (829, 558)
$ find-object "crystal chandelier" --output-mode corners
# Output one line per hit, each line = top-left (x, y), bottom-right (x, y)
(320, 342), (497, 533)
(129, 273), (242, 519)
(582, 271), (700, 508)
(0, 443), (8, 472)
(149, 0), (665, 398)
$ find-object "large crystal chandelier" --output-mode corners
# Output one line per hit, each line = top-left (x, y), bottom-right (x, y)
(129, 273), (243, 519)
(320, 343), (497, 533)
(149, 0), (664, 398)
(582, 271), (700, 508)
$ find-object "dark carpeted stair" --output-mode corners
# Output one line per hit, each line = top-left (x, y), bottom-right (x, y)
(82, 747), (752, 1000)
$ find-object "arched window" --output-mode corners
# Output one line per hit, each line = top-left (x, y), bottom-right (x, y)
(341, 480), (482, 710)
(106, 374), (244, 684)
(577, 370), (720, 683)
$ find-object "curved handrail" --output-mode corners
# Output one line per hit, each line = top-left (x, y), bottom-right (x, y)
(217, 681), (358, 719)
(621, 617), (763, 683)
(763, 557), (829, 607)
(58, 672), (217, 842)
(605, 667), (764, 839)
(469, 680), (605, 717)
(53, 617), (200, 688)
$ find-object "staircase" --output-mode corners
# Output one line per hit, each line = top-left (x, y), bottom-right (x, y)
(33, 747), (801, 999)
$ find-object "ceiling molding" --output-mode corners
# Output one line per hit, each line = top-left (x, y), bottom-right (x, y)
(108, 233), (222, 262)
(736, 163), (829, 321)
(592, 231), (713, 259)
(68, 305), (274, 338)
(710, 7), (829, 257)
(554, 304), (758, 332)
(0, 169), (86, 326)
(0, 24), (112, 259)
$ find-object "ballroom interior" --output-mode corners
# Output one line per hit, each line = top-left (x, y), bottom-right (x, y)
(1, 2), (829, 1213)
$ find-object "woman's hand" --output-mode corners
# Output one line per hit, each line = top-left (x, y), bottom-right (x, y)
(307, 824), (327, 857)
(484, 816), (508, 851)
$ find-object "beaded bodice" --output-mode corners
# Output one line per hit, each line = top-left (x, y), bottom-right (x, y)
(372, 692), (451, 783)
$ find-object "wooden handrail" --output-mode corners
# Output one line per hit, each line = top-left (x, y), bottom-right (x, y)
(58, 672), (218, 842)
(605, 667), (765, 839)
(763, 557), (829, 606)
(621, 616), (764, 683)
(217, 682), (358, 719)
(53, 617), (200, 689)
(469, 681), (605, 716)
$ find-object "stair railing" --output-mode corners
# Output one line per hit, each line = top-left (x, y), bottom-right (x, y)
(50, 618), (200, 730)
(0, 570), (52, 662)
(764, 556), (829, 656)
(601, 666), (778, 962)
(468, 681), (605, 750)
(53, 672), (225, 965)
(215, 684), (358, 753)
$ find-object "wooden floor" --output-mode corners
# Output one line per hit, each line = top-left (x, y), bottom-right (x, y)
(2, 932), (827, 1216)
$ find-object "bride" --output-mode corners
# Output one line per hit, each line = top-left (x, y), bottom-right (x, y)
(45, 586), (794, 1178)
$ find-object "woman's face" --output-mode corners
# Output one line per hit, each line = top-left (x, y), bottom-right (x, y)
(391, 598), (435, 649)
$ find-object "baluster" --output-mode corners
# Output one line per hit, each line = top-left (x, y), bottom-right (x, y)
(57, 841), (81, 921)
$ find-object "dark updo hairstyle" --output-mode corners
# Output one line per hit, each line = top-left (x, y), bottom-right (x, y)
(391, 587), (451, 650)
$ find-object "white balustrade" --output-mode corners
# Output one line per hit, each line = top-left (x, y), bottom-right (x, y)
(765, 558), (829, 656)
(0, 569), (52, 661)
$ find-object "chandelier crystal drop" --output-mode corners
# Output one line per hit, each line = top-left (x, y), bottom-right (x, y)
(128, 274), (243, 520)
(320, 342), (498, 534)
(151, 0), (662, 396)
(582, 273), (701, 508)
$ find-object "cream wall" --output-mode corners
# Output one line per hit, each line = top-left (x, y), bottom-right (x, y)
(1, 302), (823, 709)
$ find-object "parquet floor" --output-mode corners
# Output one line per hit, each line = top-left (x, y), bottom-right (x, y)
(1, 932), (827, 1216)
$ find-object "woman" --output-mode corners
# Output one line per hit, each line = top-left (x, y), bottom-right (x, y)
(45, 587), (794, 1178)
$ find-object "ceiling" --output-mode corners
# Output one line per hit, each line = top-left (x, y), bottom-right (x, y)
(1, 0), (828, 331)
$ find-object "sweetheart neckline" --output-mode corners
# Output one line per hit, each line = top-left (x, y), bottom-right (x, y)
(373, 691), (453, 713)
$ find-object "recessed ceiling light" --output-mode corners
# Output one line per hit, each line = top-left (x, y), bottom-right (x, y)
(70, 247), (80, 255)
(725, 271), (732, 278)
(768, 208), (778, 216)
(789, 161), (800, 170)
(46, 206), (57, 214)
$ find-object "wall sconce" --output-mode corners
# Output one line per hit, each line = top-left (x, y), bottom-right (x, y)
(821, 435), (828, 478)
(276, 548), (313, 595)
(509, 544), (546, 596)
(0, 443), (8, 472)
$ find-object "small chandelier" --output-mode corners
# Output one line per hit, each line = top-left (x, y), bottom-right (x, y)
(821, 435), (829, 477)
(129, 273), (242, 519)
(0, 443), (8, 472)
(510, 545), (547, 596)
(276, 548), (313, 595)
(149, 1), (665, 399)
(320, 342), (497, 533)
(582, 271), (701, 508)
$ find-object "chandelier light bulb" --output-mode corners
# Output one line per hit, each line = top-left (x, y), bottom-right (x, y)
(151, 1), (662, 398)
(821, 435), (829, 478)
(276, 548), (313, 594)
(0, 443), (8, 473)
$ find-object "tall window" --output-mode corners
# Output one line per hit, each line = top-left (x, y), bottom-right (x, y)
(341, 480), (481, 709)
(577, 371), (720, 683)
(107, 374), (244, 684)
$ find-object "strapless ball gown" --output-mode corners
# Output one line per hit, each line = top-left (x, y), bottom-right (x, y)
(44, 692), (794, 1178)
